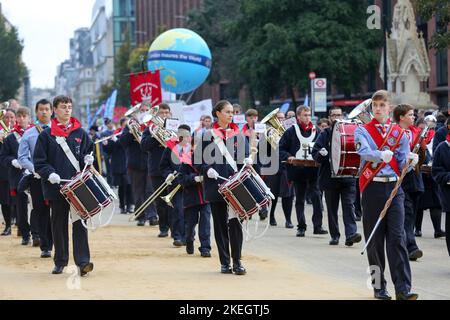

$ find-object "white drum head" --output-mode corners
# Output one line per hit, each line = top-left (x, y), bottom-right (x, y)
(330, 122), (342, 176)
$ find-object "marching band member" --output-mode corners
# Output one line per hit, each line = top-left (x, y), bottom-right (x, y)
(17, 99), (53, 258)
(102, 118), (134, 214)
(159, 125), (192, 247)
(312, 106), (361, 246)
(432, 105), (450, 152)
(34, 95), (94, 276)
(100, 118), (115, 185)
(355, 90), (418, 300)
(141, 103), (172, 235)
(393, 104), (427, 261)
(0, 108), (16, 236)
(432, 117), (450, 258)
(0, 107), (37, 246)
(120, 104), (152, 225)
(279, 105), (328, 237)
(180, 130), (211, 257)
(193, 100), (250, 275)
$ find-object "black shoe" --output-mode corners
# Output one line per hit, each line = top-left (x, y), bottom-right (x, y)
(186, 241), (194, 254)
(434, 230), (446, 238)
(149, 218), (159, 226)
(329, 237), (339, 245)
(415, 230), (422, 237)
(201, 251), (211, 258)
(285, 221), (294, 229)
(173, 240), (183, 247)
(313, 227), (328, 235)
(21, 238), (30, 246)
(345, 233), (362, 247)
(409, 249), (423, 261)
(232, 261), (246, 275)
(221, 264), (232, 274)
(158, 231), (169, 238)
(80, 262), (94, 277)
(40, 250), (51, 258)
(296, 229), (305, 237)
(396, 292), (418, 300)
(136, 221), (145, 227)
(270, 219), (277, 226)
(374, 289), (392, 300)
(32, 238), (41, 247)
(1, 227), (11, 236)
(52, 266), (65, 274)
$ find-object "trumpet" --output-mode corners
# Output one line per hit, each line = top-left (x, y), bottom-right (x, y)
(261, 108), (286, 149)
(129, 171), (180, 222)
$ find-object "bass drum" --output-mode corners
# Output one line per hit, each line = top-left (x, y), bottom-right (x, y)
(330, 121), (360, 177)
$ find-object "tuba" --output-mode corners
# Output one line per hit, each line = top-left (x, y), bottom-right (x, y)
(348, 99), (373, 124)
(142, 105), (177, 148)
(261, 108), (286, 149)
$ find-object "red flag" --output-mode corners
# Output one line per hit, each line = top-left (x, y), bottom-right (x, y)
(129, 70), (162, 106)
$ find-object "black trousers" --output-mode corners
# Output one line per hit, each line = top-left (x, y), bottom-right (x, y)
(15, 192), (39, 240)
(118, 182), (134, 209)
(294, 179), (323, 231)
(150, 176), (170, 232)
(269, 196), (293, 223)
(210, 202), (243, 266)
(362, 182), (411, 295)
(354, 180), (362, 218)
(1, 204), (11, 228)
(324, 185), (357, 239)
(416, 208), (443, 233)
(446, 212), (450, 258)
(404, 191), (421, 253)
(30, 178), (53, 251)
(129, 168), (151, 222)
(50, 200), (90, 268)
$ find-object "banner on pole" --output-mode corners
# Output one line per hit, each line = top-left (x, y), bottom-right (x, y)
(130, 70), (162, 107)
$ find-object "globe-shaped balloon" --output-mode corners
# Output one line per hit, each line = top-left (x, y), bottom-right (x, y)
(147, 28), (212, 95)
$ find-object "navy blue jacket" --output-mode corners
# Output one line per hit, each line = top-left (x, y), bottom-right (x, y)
(179, 162), (208, 208)
(418, 150), (441, 210)
(119, 125), (148, 172)
(0, 133), (24, 190)
(34, 127), (93, 201)
(159, 146), (183, 190)
(141, 127), (165, 177)
(433, 126), (448, 153)
(432, 141), (450, 211)
(279, 124), (319, 181)
(193, 127), (249, 203)
(311, 127), (355, 190)
(103, 138), (127, 175)
(0, 142), (10, 181)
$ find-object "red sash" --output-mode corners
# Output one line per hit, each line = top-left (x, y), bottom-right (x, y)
(359, 121), (404, 193)
(166, 139), (193, 168)
(406, 125), (422, 151)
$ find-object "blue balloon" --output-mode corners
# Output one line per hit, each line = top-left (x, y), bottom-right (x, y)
(147, 28), (212, 94)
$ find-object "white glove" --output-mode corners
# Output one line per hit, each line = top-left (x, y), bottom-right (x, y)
(33, 172), (41, 179)
(380, 150), (393, 163)
(48, 173), (61, 185)
(84, 154), (94, 166)
(11, 159), (22, 169)
(102, 140), (108, 146)
(207, 168), (219, 180)
(407, 152), (419, 167)
(243, 157), (253, 166)
(165, 173), (175, 185)
(111, 135), (118, 142)
(194, 175), (203, 183)
(319, 148), (328, 156)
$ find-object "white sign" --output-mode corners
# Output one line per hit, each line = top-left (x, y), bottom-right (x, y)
(182, 99), (213, 132)
(314, 78), (327, 90)
(165, 118), (180, 131)
(255, 123), (267, 134)
(233, 114), (246, 124)
(313, 78), (327, 113)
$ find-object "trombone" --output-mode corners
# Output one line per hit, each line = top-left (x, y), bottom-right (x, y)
(129, 171), (180, 222)
(160, 184), (182, 208)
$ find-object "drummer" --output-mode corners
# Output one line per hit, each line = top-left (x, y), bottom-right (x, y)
(279, 105), (328, 237)
(34, 95), (94, 276)
(312, 106), (361, 246)
(193, 100), (251, 275)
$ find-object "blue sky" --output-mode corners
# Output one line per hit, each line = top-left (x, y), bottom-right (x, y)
(1, 0), (94, 88)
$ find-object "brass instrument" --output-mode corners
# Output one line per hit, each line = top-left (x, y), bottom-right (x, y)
(160, 184), (182, 208)
(348, 99), (373, 124)
(124, 103), (151, 143)
(142, 105), (177, 148)
(261, 108), (286, 149)
(0, 110), (11, 143)
(129, 171), (180, 222)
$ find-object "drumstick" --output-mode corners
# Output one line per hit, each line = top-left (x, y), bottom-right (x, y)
(217, 175), (229, 182)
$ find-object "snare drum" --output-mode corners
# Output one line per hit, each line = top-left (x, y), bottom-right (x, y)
(60, 168), (117, 220)
(218, 167), (273, 220)
(330, 121), (361, 177)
